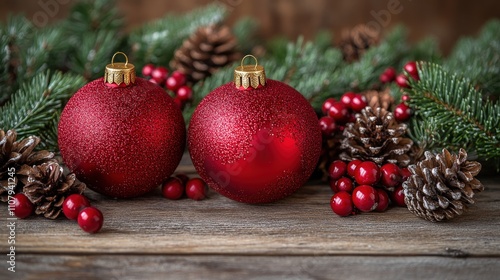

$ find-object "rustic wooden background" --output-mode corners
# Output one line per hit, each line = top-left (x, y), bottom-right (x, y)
(1, 0), (499, 54)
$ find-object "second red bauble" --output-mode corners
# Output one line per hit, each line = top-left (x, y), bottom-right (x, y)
(188, 57), (322, 203)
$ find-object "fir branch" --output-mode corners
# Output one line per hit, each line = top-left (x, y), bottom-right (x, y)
(128, 3), (227, 69)
(0, 71), (85, 151)
(232, 17), (259, 55)
(64, 0), (122, 33)
(0, 29), (11, 104)
(407, 62), (500, 161)
(445, 19), (500, 96)
(68, 30), (121, 80)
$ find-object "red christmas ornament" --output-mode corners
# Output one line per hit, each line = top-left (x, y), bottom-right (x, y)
(58, 52), (186, 198)
(188, 55), (322, 204)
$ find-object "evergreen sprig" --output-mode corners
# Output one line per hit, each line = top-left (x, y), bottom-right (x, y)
(63, 0), (123, 80)
(445, 20), (500, 96)
(407, 62), (500, 161)
(0, 71), (85, 150)
(128, 3), (227, 69)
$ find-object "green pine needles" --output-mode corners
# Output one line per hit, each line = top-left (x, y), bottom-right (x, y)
(0, 71), (85, 150)
(407, 62), (499, 160)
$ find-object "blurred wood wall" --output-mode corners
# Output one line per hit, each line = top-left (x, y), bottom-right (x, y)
(1, 0), (499, 53)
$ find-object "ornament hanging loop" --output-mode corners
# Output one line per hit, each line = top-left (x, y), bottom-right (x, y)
(234, 54), (266, 89)
(104, 51), (136, 86)
(111, 52), (129, 67)
(240, 54), (259, 70)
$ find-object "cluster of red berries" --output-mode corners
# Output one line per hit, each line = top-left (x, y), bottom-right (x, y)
(141, 64), (193, 109)
(319, 92), (368, 138)
(162, 174), (208, 201)
(379, 61), (420, 122)
(328, 160), (410, 217)
(11, 193), (103, 233)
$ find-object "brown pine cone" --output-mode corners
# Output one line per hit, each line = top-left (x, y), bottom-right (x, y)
(362, 87), (394, 111)
(170, 24), (240, 85)
(403, 149), (484, 222)
(0, 130), (55, 202)
(339, 24), (380, 63)
(22, 162), (86, 219)
(339, 107), (413, 167)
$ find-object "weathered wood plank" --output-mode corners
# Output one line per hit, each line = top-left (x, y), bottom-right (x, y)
(2, 174), (499, 256)
(12, 254), (500, 280)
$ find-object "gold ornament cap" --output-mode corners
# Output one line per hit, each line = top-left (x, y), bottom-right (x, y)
(234, 55), (266, 89)
(104, 52), (136, 86)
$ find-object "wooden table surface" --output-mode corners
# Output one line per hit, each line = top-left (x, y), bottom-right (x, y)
(2, 154), (500, 279)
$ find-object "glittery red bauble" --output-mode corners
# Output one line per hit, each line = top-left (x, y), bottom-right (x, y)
(58, 78), (186, 198)
(188, 79), (322, 203)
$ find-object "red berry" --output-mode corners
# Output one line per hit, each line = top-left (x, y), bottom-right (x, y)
(185, 178), (207, 201)
(347, 159), (362, 178)
(400, 167), (411, 181)
(350, 94), (368, 112)
(394, 103), (412, 122)
(171, 71), (187, 86)
(403, 61), (419, 81)
(395, 74), (410, 88)
(319, 116), (336, 138)
(402, 94), (410, 102)
(352, 185), (379, 212)
(141, 64), (155, 77)
(335, 177), (354, 193)
(328, 160), (347, 180)
(166, 76), (182, 92)
(340, 92), (356, 109)
(348, 113), (356, 123)
(63, 194), (91, 220)
(330, 191), (354, 217)
(12, 193), (33, 219)
(322, 98), (337, 115)
(175, 174), (189, 185)
(162, 177), (184, 200)
(78, 207), (104, 233)
(354, 161), (381, 185)
(328, 102), (349, 123)
(151, 66), (169, 84)
(380, 163), (402, 190)
(375, 189), (390, 212)
(392, 185), (406, 207)
(329, 178), (339, 193)
(380, 67), (396, 83)
(176, 85), (193, 101)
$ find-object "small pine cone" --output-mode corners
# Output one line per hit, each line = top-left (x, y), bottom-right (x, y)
(339, 107), (413, 167)
(0, 130), (55, 202)
(22, 162), (86, 219)
(339, 24), (380, 63)
(403, 149), (484, 222)
(362, 88), (394, 111)
(170, 24), (240, 85)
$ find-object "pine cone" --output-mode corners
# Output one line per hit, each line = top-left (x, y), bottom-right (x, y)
(339, 107), (413, 167)
(22, 162), (86, 219)
(339, 24), (380, 63)
(362, 88), (394, 111)
(170, 24), (240, 85)
(403, 149), (484, 222)
(0, 130), (55, 202)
